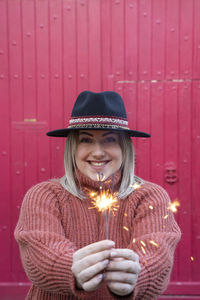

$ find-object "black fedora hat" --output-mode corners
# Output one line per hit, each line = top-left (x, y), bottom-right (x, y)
(46, 91), (151, 138)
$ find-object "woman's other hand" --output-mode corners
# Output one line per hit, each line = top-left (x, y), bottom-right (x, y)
(105, 249), (141, 296)
(71, 240), (115, 292)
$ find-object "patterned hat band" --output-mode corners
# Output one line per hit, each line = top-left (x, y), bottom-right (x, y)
(68, 116), (129, 130)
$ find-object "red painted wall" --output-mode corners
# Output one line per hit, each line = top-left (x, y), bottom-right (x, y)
(0, 0), (200, 298)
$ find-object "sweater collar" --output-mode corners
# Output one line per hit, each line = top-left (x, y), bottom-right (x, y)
(74, 168), (122, 194)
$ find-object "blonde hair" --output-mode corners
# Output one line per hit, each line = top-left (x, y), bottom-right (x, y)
(60, 130), (139, 199)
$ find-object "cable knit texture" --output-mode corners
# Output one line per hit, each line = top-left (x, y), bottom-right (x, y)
(14, 170), (181, 299)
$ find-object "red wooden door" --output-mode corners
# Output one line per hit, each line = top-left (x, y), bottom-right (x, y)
(0, 0), (200, 299)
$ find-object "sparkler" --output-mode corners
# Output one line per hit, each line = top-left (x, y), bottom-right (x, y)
(89, 175), (181, 259)
(89, 172), (119, 239)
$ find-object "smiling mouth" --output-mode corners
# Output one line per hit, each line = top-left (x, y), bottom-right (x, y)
(88, 161), (110, 167)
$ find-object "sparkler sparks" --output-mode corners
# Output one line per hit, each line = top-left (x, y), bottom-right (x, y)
(130, 198), (180, 261)
(149, 240), (159, 247)
(131, 182), (141, 190)
(131, 182), (142, 190)
(167, 199), (180, 213)
(89, 190), (119, 213)
(140, 240), (146, 247)
(132, 239), (159, 256)
(163, 214), (169, 219)
(123, 226), (129, 231)
(88, 172), (119, 239)
(140, 241), (147, 254)
(162, 199), (180, 220)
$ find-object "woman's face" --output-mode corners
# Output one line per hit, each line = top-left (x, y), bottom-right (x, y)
(75, 130), (123, 181)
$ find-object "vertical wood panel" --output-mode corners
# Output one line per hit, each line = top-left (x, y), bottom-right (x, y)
(121, 82), (138, 173)
(22, 0), (36, 118)
(49, 0), (64, 178)
(123, 82), (137, 130)
(191, 81), (200, 280)
(193, 0), (200, 78)
(0, 0), (11, 281)
(124, 0), (138, 80)
(21, 0), (38, 192)
(151, 0), (165, 80)
(177, 82), (192, 281)
(136, 82), (151, 179)
(165, 0), (179, 79)
(163, 82), (178, 197)
(101, 0), (113, 90)
(8, 0), (27, 281)
(63, 0), (77, 120)
(150, 82), (164, 186)
(138, 0), (152, 80)
(88, 0), (101, 91)
(35, 0), (51, 183)
(111, 0), (124, 81)
(76, 0), (89, 93)
(179, 0), (193, 79)
(163, 82), (179, 282)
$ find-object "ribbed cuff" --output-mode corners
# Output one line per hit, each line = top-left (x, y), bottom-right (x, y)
(70, 274), (99, 299)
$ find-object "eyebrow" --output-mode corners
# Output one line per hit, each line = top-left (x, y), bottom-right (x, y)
(79, 131), (117, 137)
(79, 131), (93, 136)
(102, 131), (118, 137)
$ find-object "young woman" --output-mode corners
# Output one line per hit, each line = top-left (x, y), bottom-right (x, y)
(15, 91), (181, 299)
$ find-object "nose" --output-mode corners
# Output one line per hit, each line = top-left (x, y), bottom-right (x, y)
(91, 141), (105, 158)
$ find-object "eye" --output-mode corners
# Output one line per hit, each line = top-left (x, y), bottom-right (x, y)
(79, 137), (92, 143)
(104, 136), (117, 143)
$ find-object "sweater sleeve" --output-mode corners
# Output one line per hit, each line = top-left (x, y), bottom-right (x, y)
(14, 181), (96, 298)
(128, 183), (181, 300)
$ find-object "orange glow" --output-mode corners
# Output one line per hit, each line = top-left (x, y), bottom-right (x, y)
(89, 190), (119, 213)
(167, 199), (180, 213)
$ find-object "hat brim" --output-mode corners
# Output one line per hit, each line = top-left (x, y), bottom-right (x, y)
(46, 127), (151, 138)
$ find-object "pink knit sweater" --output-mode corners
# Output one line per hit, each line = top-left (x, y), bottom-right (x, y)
(14, 171), (181, 299)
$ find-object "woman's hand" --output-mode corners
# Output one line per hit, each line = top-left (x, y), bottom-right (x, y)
(71, 240), (115, 292)
(105, 249), (141, 296)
